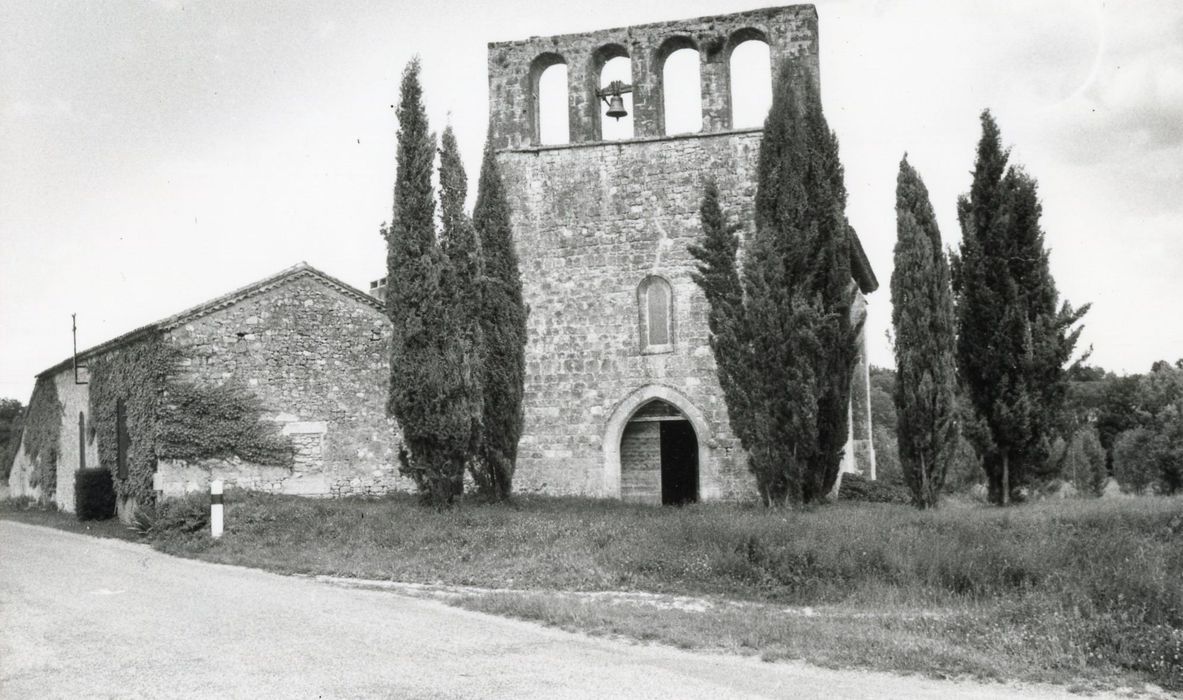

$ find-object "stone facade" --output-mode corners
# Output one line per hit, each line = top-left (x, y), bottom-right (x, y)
(487, 5), (819, 148)
(10, 5), (877, 510)
(8, 264), (408, 511)
(158, 268), (405, 498)
(492, 4), (877, 501)
(6, 367), (99, 513)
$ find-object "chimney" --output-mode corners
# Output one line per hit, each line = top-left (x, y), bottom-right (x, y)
(369, 277), (388, 304)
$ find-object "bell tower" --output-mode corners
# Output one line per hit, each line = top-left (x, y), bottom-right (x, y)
(486, 4), (878, 501)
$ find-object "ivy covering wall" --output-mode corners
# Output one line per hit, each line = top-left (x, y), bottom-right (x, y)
(88, 335), (294, 505)
(157, 381), (293, 467)
(23, 375), (63, 498)
(88, 337), (176, 503)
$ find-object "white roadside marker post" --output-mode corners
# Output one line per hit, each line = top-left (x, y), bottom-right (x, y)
(211, 479), (224, 539)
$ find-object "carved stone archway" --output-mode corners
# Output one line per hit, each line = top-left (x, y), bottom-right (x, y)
(602, 384), (714, 500)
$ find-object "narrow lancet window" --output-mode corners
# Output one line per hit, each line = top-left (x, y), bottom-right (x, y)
(639, 276), (673, 351)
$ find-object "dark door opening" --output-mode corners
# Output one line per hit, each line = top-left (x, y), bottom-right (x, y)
(660, 420), (698, 505)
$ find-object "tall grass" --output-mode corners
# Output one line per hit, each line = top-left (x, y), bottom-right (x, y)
(147, 492), (1182, 688)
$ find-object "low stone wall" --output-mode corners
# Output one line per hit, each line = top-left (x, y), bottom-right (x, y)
(155, 457), (405, 499)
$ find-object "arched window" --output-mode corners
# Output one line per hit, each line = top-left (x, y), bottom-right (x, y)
(729, 35), (772, 128)
(531, 53), (569, 145)
(598, 52), (634, 140)
(660, 43), (702, 135)
(638, 276), (674, 352)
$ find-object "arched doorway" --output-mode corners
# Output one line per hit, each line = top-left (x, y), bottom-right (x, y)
(619, 399), (699, 505)
(602, 385), (714, 502)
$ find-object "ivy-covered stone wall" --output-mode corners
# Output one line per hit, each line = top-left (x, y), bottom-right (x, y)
(163, 274), (407, 497)
(88, 337), (174, 508)
(7, 368), (99, 510)
(9, 375), (61, 502)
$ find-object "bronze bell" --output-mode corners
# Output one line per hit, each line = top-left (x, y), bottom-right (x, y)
(605, 94), (628, 120)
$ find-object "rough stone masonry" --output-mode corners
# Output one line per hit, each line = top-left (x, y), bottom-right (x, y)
(9, 4), (876, 511)
(487, 3), (878, 502)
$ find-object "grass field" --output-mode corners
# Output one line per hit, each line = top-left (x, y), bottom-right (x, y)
(4, 492), (1181, 691)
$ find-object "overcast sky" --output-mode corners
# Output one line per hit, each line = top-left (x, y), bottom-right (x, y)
(2, 0), (1181, 402)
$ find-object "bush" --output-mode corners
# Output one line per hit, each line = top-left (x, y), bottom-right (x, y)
(1066, 426), (1107, 497)
(74, 468), (116, 521)
(1113, 428), (1157, 494)
(836, 473), (911, 505)
(129, 492), (210, 539)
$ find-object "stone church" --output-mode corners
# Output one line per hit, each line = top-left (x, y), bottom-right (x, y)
(9, 4), (876, 512)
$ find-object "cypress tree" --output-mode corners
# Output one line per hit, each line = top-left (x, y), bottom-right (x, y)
(953, 111), (1088, 504)
(1065, 425), (1106, 497)
(472, 128), (527, 501)
(691, 60), (858, 505)
(689, 180), (752, 450)
(890, 155), (958, 508)
(384, 58), (469, 506)
(437, 125), (485, 492)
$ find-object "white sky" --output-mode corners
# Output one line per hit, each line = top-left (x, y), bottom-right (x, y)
(2, 0), (1181, 402)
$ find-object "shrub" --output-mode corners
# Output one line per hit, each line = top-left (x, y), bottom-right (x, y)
(130, 492), (210, 538)
(75, 468), (116, 521)
(836, 473), (911, 505)
(1066, 426), (1107, 497)
(1113, 428), (1157, 494)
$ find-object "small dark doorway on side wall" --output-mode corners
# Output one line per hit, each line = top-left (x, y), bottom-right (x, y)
(660, 420), (698, 505)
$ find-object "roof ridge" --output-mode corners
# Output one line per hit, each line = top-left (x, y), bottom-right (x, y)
(157, 262), (383, 330)
(36, 262), (384, 378)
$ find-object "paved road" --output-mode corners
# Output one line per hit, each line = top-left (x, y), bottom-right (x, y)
(0, 521), (1111, 699)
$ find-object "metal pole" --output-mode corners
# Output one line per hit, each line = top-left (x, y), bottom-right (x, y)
(211, 479), (224, 538)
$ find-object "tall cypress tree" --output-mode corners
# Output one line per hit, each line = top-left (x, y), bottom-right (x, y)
(437, 125), (484, 489)
(689, 180), (752, 450)
(691, 60), (858, 505)
(891, 155), (958, 508)
(385, 58), (470, 506)
(471, 129), (527, 500)
(953, 111), (1088, 504)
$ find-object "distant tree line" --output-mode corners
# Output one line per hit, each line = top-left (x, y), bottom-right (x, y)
(0, 398), (24, 482)
(871, 359), (1183, 498)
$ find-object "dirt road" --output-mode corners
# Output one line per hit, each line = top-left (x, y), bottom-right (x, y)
(0, 521), (1108, 698)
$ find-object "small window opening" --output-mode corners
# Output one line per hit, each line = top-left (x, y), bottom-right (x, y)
(730, 38), (772, 128)
(638, 277), (674, 352)
(662, 48), (702, 135)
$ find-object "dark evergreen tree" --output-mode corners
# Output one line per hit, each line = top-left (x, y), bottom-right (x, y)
(953, 111), (1088, 504)
(1065, 425), (1106, 497)
(0, 398), (23, 481)
(437, 125), (485, 493)
(384, 58), (470, 506)
(689, 180), (752, 449)
(471, 128), (527, 500)
(691, 61), (858, 505)
(890, 156), (958, 508)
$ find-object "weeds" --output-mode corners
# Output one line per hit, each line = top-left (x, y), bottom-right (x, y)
(5, 491), (1180, 689)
